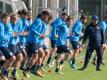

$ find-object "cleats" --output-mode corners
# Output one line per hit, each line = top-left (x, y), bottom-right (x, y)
(23, 71), (30, 79)
(35, 70), (44, 77)
(78, 67), (87, 71)
(71, 64), (78, 69)
(56, 71), (64, 75)
(96, 68), (102, 71)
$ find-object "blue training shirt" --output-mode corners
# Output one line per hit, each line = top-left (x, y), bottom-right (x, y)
(50, 18), (65, 40)
(69, 20), (83, 41)
(99, 21), (107, 33)
(27, 18), (43, 43)
(19, 17), (30, 44)
(9, 19), (22, 45)
(56, 23), (69, 46)
(37, 21), (47, 46)
(0, 21), (12, 47)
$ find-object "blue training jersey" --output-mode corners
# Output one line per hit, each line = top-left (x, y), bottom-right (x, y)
(99, 21), (107, 33)
(9, 20), (22, 45)
(26, 18), (43, 43)
(50, 18), (65, 40)
(19, 18), (30, 44)
(69, 20), (83, 41)
(56, 23), (69, 46)
(0, 21), (12, 47)
(37, 21), (47, 46)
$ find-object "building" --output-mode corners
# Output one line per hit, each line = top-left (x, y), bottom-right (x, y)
(0, 0), (27, 13)
(79, 0), (107, 20)
(31, 0), (79, 21)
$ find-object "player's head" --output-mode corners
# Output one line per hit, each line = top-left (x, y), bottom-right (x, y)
(46, 15), (53, 25)
(11, 14), (19, 24)
(91, 15), (98, 25)
(61, 13), (68, 21)
(2, 13), (10, 24)
(66, 16), (73, 27)
(80, 15), (87, 23)
(41, 10), (50, 22)
(37, 13), (42, 18)
(21, 9), (29, 19)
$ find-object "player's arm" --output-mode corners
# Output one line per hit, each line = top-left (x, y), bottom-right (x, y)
(72, 22), (82, 36)
(82, 26), (89, 45)
(101, 28), (106, 48)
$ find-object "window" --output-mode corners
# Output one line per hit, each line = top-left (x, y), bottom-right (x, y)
(0, 1), (13, 13)
(5, 4), (13, 13)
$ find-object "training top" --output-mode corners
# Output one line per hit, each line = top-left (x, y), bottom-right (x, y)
(69, 20), (83, 41)
(82, 23), (105, 46)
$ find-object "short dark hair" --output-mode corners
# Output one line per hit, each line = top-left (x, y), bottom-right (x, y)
(37, 13), (42, 18)
(80, 15), (87, 20)
(17, 10), (22, 15)
(1, 13), (10, 20)
(66, 16), (73, 21)
(41, 10), (50, 16)
(21, 9), (28, 15)
(61, 13), (68, 16)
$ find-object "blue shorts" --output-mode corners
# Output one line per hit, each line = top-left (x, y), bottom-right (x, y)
(8, 44), (21, 56)
(0, 46), (13, 59)
(38, 43), (47, 50)
(26, 42), (38, 57)
(50, 40), (57, 48)
(57, 45), (70, 54)
(70, 41), (80, 49)
(17, 42), (26, 50)
(17, 43), (27, 56)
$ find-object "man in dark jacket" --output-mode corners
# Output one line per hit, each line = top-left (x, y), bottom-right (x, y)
(79, 15), (105, 71)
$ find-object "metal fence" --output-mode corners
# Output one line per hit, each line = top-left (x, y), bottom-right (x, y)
(32, 0), (79, 21)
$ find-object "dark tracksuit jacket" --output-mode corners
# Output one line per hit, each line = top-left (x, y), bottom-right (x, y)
(82, 23), (105, 69)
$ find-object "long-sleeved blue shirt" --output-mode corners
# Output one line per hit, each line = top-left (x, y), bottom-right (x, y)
(99, 21), (107, 33)
(9, 19), (22, 45)
(37, 21), (47, 46)
(0, 21), (12, 47)
(50, 18), (65, 40)
(56, 23), (69, 46)
(19, 18), (30, 44)
(27, 18), (43, 43)
(0, 22), (6, 47)
(69, 20), (83, 41)
(82, 23), (105, 46)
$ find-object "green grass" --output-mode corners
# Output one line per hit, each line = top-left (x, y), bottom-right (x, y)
(18, 49), (107, 80)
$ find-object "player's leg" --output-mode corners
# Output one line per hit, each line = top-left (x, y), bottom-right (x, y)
(35, 47), (45, 77)
(0, 47), (15, 79)
(69, 41), (80, 69)
(23, 43), (38, 78)
(95, 46), (103, 71)
(12, 47), (23, 79)
(79, 46), (94, 70)
(47, 40), (57, 67)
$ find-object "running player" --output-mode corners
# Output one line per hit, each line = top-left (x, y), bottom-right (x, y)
(47, 13), (68, 67)
(23, 10), (50, 78)
(55, 16), (73, 74)
(69, 15), (87, 69)
(8, 13), (23, 80)
(0, 13), (16, 80)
